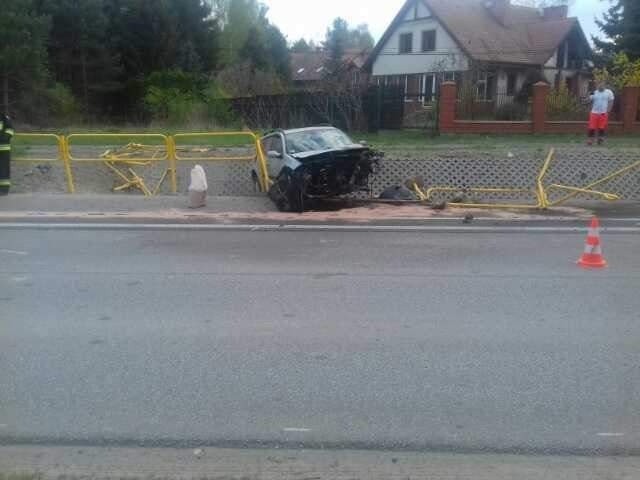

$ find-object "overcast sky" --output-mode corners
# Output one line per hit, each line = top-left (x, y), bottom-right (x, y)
(264, 0), (608, 46)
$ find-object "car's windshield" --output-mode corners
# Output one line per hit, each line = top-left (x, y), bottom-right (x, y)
(286, 128), (355, 154)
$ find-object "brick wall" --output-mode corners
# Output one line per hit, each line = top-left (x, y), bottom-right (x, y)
(439, 81), (640, 135)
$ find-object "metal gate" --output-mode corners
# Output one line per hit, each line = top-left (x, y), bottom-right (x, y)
(364, 85), (438, 134)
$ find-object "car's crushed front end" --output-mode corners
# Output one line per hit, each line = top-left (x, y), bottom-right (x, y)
(290, 147), (380, 198)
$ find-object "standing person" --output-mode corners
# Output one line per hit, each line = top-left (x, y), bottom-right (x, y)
(587, 83), (614, 146)
(0, 113), (14, 195)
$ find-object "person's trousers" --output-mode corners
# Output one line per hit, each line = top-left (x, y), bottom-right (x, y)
(0, 148), (10, 195)
(588, 113), (609, 138)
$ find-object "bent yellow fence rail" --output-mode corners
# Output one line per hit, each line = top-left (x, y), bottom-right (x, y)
(66, 133), (171, 196)
(415, 149), (557, 209)
(172, 131), (270, 192)
(541, 159), (640, 208)
(417, 148), (639, 210)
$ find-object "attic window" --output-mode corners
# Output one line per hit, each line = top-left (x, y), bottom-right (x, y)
(399, 33), (413, 54)
(297, 68), (305, 74)
(422, 30), (436, 52)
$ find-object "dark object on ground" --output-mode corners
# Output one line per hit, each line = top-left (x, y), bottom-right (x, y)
(379, 185), (418, 201)
(451, 191), (468, 204)
(36, 164), (52, 174)
(432, 202), (447, 210)
(463, 214), (474, 224)
(263, 127), (381, 213)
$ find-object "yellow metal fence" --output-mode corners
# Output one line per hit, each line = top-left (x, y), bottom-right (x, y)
(14, 131), (270, 195)
(12, 134), (639, 208)
(410, 148), (640, 209)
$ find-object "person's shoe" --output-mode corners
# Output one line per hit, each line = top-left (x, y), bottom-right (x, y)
(597, 137), (605, 145)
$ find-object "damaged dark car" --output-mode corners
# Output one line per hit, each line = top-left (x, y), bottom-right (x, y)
(262, 127), (380, 212)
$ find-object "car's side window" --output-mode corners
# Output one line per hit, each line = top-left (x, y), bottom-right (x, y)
(271, 135), (284, 155)
(261, 137), (272, 153)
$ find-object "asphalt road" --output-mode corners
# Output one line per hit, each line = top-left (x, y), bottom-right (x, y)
(1, 227), (639, 455)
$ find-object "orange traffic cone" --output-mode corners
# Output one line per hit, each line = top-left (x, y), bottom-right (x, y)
(578, 217), (607, 268)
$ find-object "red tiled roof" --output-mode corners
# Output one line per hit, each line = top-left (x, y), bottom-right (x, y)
(367, 0), (589, 68)
(290, 52), (327, 82)
(291, 50), (369, 82)
(426, 0), (578, 65)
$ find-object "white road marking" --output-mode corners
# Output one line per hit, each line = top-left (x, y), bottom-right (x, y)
(597, 433), (625, 437)
(282, 427), (311, 433)
(0, 249), (28, 255)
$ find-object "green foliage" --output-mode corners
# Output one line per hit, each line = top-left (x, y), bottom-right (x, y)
(45, 82), (82, 121)
(218, 0), (263, 66)
(202, 83), (238, 127)
(291, 39), (316, 53)
(325, 18), (374, 59)
(144, 70), (237, 127)
(325, 18), (350, 66)
(594, 0), (640, 61)
(219, 0), (290, 82)
(349, 24), (375, 50)
(594, 52), (640, 88)
(0, 0), (50, 113)
(40, 0), (122, 112)
(144, 70), (200, 124)
(546, 83), (589, 121)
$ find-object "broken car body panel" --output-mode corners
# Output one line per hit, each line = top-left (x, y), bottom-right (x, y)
(262, 127), (380, 211)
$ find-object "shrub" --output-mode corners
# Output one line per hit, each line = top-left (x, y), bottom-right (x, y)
(546, 83), (588, 121)
(144, 70), (239, 128)
(45, 83), (81, 122)
(144, 86), (196, 125)
(594, 53), (640, 90)
(202, 82), (239, 128)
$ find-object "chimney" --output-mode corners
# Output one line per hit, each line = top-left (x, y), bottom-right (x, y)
(485, 0), (510, 25)
(542, 5), (568, 20)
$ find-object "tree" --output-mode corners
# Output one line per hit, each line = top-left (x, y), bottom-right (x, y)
(107, 0), (218, 76)
(264, 23), (290, 80)
(221, 1), (290, 93)
(348, 24), (375, 50)
(291, 39), (314, 53)
(97, 0), (220, 119)
(593, 52), (640, 88)
(594, 0), (640, 61)
(325, 17), (350, 67)
(325, 18), (374, 56)
(217, 0), (262, 66)
(0, 0), (50, 114)
(40, 0), (122, 114)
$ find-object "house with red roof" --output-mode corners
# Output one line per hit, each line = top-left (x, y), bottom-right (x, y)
(365, 0), (593, 107)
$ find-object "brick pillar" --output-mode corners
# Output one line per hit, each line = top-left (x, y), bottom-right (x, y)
(532, 81), (549, 133)
(439, 81), (457, 133)
(621, 86), (639, 133)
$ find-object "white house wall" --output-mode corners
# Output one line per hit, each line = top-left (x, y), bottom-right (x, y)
(403, 0), (432, 20)
(497, 71), (508, 94)
(372, 13), (468, 75)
